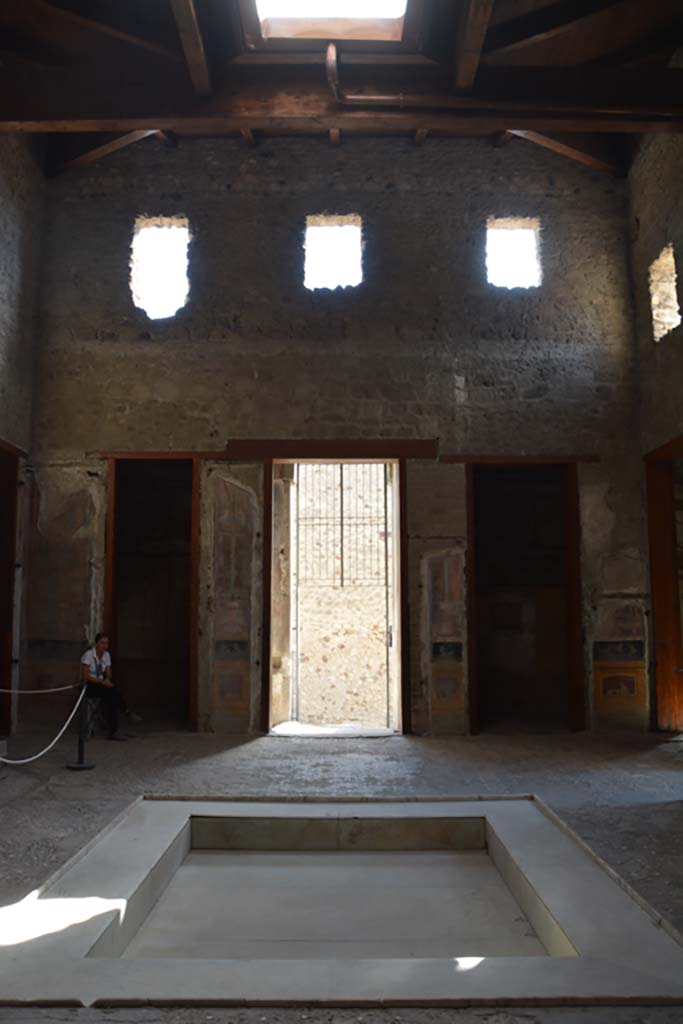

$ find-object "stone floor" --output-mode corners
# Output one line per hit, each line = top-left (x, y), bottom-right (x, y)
(1, 727), (683, 1023)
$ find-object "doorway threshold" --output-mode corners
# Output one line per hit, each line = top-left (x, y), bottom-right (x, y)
(271, 721), (397, 738)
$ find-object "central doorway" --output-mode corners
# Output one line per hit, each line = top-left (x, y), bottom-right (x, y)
(269, 462), (401, 736)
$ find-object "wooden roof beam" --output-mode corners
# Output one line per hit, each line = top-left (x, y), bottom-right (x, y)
(5, 69), (683, 136)
(170, 0), (212, 96)
(453, 0), (495, 90)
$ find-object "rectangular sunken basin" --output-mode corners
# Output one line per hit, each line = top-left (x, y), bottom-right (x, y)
(2, 797), (683, 1007)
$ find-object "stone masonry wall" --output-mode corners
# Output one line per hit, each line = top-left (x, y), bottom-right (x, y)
(0, 137), (44, 453)
(27, 135), (647, 732)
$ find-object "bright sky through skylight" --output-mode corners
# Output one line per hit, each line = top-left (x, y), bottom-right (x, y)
(304, 219), (363, 291)
(486, 223), (541, 289)
(256, 1), (406, 18)
(130, 220), (190, 320)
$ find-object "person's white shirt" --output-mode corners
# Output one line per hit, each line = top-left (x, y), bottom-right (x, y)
(81, 648), (111, 682)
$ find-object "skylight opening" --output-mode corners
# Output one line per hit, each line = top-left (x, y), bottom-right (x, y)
(130, 216), (190, 321)
(649, 243), (681, 343)
(255, 0), (407, 41)
(486, 217), (542, 290)
(304, 214), (363, 291)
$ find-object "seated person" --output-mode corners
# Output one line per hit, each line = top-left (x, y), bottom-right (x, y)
(80, 632), (132, 741)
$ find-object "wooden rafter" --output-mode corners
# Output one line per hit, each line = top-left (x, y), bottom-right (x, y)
(0, 0), (183, 64)
(170, 0), (212, 96)
(453, 0), (495, 91)
(508, 130), (624, 175)
(50, 130), (159, 176)
(484, 0), (681, 67)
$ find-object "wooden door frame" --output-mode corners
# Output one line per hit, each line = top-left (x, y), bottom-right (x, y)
(0, 442), (19, 735)
(645, 439), (683, 731)
(465, 457), (587, 733)
(103, 454), (200, 730)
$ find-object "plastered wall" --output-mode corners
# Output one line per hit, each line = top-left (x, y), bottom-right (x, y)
(24, 136), (651, 732)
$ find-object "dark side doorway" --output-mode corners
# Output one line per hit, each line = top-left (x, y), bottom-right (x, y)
(0, 447), (18, 735)
(469, 463), (583, 732)
(112, 459), (193, 726)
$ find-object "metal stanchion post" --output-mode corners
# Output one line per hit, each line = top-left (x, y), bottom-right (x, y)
(66, 685), (95, 771)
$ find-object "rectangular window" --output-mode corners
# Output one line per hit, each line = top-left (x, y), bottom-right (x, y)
(649, 243), (681, 342)
(130, 216), (190, 320)
(304, 214), (363, 291)
(486, 217), (542, 290)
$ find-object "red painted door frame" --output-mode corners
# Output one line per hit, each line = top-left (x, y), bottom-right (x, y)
(645, 444), (683, 731)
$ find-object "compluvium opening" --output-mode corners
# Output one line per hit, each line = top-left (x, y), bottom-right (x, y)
(304, 214), (363, 291)
(486, 217), (542, 290)
(255, 1), (407, 41)
(649, 243), (681, 342)
(130, 215), (190, 320)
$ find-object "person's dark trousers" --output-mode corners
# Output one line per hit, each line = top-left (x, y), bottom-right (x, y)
(86, 683), (127, 737)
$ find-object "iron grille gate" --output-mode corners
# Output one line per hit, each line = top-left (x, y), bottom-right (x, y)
(296, 463), (389, 587)
(292, 463), (394, 726)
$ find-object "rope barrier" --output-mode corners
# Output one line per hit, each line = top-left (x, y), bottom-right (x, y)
(0, 683), (80, 694)
(0, 688), (86, 766)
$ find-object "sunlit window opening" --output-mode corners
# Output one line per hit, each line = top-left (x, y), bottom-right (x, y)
(304, 214), (363, 291)
(130, 215), (190, 320)
(255, 0), (407, 41)
(649, 243), (681, 342)
(486, 217), (542, 290)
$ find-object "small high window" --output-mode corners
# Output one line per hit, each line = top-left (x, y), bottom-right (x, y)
(254, 1), (407, 41)
(486, 217), (542, 290)
(130, 216), (190, 320)
(304, 214), (363, 291)
(649, 243), (681, 342)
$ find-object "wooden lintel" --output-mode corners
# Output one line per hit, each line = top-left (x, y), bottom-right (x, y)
(414, 128), (428, 145)
(94, 440), (440, 461)
(52, 130), (159, 175)
(440, 454), (599, 463)
(509, 129), (624, 175)
(225, 439), (440, 461)
(170, 0), (212, 96)
(454, 0), (495, 90)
